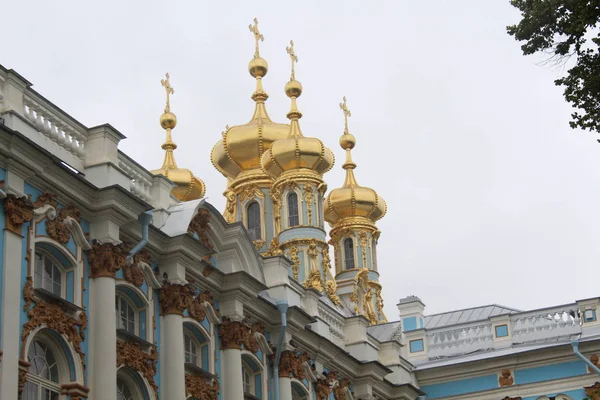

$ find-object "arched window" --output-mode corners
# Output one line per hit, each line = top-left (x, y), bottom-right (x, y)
(117, 377), (134, 400)
(34, 251), (63, 297)
(242, 362), (253, 395)
(344, 238), (355, 270)
(23, 340), (60, 400)
(371, 239), (378, 271)
(116, 294), (136, 334)
(241, 353), (263, 398)
(291, 381), (309, 400)
(288, 192), (299, 227)
(247, 202), (261, 241)
(184, 331), (198, 366)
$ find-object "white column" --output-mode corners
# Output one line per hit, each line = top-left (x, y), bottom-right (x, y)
(89, 276), (117, 400)
(222, 348), (244, 399)
(280, 376), (293, 400)
(161, 313), (185, 399)
(0, 228), (26, 400)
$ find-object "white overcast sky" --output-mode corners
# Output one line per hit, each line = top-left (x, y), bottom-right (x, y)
(4, 1), (600, 318)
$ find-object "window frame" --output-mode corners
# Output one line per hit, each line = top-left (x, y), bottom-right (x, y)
(115, 294), (138, 336)
(23, 339), (62, 400)
(287, 192), (300, 228)
(242, 360), (255, 395)
(34, 251), (66, 298)
(246, 201), (262, 241)
(343, 237), (355, 270)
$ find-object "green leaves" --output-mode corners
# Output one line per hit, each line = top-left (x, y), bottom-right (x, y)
(507, 0), (600, 135)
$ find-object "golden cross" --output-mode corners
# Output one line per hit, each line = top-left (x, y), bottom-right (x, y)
(340, 96), (352, 133)
(286, 40), (298, 81)
(248, 18), (264, 59)
(160, 73), (175, 113)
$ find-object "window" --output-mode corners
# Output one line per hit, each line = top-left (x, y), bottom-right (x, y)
(184, 332), (198, 366)
(243, 363), (252, 394)
(495, 324), (509, 338)
(287, 192), (299, 227)
(409, 339), (424, 353)
(34, 252), (63, 297)
(247, 202), (261, 241)
(371, 239), (378, 270)
(117, 377), (134, 400)
(116, 295), (136, 334)
(343, 238), (355, 270)
(23, 340), (61, 400)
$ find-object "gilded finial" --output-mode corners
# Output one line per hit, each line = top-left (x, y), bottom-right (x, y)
(160, 73), (174, 114)
(340, 96), (352, 134)
(286, 40), (298, 81)
(249, 18), (264, 59)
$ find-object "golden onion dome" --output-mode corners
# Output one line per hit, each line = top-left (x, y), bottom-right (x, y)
(151, 73), (206, 202)
(324, 98), (386, 226)
(211, 19), (289, 181)
(261, 40), (334, 179)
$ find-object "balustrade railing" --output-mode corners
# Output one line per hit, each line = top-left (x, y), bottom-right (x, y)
(22, 95), (86, 159)
(427, 322), (494, 359)
(118, 153), (153, 203)
(510, 304), (581, 343)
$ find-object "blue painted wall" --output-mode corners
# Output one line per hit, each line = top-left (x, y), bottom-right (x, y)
(421, 374), (499, 399)
(514, 360), (586, 384)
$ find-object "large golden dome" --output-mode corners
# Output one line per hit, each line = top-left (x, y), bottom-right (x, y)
(324, 103), (385, 226)
(211, 22), (289, 182)
(260, 43), (334, 179)
(151, 73), (206, 202)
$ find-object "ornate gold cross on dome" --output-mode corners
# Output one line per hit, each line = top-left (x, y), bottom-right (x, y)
(340, 96), (352, 133)
(286, 40), (298, 81)
(249, 18), (264, 58)
(161, 73), (175, 113)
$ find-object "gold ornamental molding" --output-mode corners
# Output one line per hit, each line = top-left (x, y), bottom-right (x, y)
(87, 242), (128, 279)
(186, 373), (219, 400)
(333, 377), (352, 400)
(218, 317), (264, 352)
(116, 340), (158, 395)
(188, 208), (213, 250)
(499, 369), (514, 387)
(278, 351), (310, 379)
(18, 359), (31, 398)
(21, 277), (87, 373)
(33, 191), (82, 244)
(4, 192), (34, 235)
(316, 371), (337, 400)
(158, 282), (195, 316)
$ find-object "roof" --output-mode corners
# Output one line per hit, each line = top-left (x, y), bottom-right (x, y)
(368, 321), (403, 342)
(424, 304), (520, 330)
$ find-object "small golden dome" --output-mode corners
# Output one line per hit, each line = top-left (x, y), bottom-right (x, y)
(151, 73), (206, 202)
(210, 74), (289, 180)
(324, 99), (386, 226)
(261, 41), (334, 179)
(212, 21), (289, 182)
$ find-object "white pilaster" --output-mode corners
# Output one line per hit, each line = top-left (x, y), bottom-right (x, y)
(223, 348), (244, 399)
(88, 276), (117, 400)
(0, 228), (25, 400)
(280, 376), (293, 400)
(161, 313), (185, 400)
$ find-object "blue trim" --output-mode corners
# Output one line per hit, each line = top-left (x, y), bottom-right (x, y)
(421, 374), (498, 399)
(66, 271), (74, 302)
(139, 310), (147, 340)
(116, 286), (146, 308)
(47, 329), (77, 380)
(514, 360), (586, 384)
(255, 373), (262, 399)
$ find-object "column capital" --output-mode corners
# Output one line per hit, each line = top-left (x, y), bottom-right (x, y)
(158, 282), (194, 315)
(278, 351), (310, 379)
(218, 317), (264, 351)
(87, 242), (128, 279)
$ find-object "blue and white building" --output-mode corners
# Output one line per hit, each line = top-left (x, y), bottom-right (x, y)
(0, 19), (599, 400)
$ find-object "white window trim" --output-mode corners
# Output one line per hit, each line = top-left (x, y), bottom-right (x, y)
(115, 293), (138, 336)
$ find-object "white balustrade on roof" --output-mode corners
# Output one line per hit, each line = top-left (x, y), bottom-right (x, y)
(118, 152), (153, 203)
(510, 304), (581, 344)
(426, 322), (494, 359)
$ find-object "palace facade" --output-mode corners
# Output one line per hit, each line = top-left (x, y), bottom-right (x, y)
(0, 19), (599, 400)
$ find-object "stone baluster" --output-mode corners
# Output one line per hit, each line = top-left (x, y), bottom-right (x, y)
(159, 282), (194, 400)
